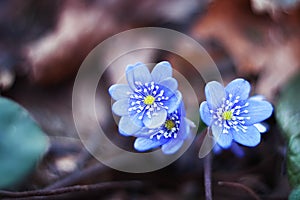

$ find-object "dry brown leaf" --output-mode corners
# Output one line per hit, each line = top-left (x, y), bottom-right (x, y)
(251, 0), (300, 18)
(192, 0), (300, 99)
(23, 0), (203, 86)
(24, 1), (124, 85)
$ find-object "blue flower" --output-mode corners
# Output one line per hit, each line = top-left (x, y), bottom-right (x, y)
(109, 61), (182, 136)
(213, 142), (245, 158)
(213, 122), (268, 157)
(133, 102), (194, 154)
(199, 78), (273, 148)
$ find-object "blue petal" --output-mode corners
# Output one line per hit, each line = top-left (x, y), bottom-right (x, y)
(109, 84), (132, 100)
(199, 101), (212, 126)
(232, 125), (261, 147)
(249, 95), (265, 101)
(151, 61), (172, 83)
(134, 137), (166, 152)
(241, 99), (273, 125)
(130, 127), (152, 137)
(178, 101), (185, 117)
(205, 81), (225, 109)
(126, 63), (152, 90)
(225, 78), (251, 100)
(180, 118), (191, 139)
(163, 90), (182, 113)
(231, 143), (245, 158)
(175, 117), (189, 140)
(118, 116), (142, 136)
(253, 123), (267, 133)
(212, 125), (232, 149)
(128, 113), (144, 128)
(161, 138), (184, 154)
(159, 77), (178, 92)
(213, 142), (245, 157)
(143, 109), (167, 128)
(213, 144), (223, 155)
(112, 99), (129, 116)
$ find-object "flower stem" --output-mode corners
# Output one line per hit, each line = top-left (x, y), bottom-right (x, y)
(204, 152), (212, 200)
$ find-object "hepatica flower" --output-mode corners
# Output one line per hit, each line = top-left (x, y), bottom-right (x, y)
(133, 102), (194, 154)
(214, 142), (245, 158)
(109, 61), (182, 136)
(200, 78), (273, 148)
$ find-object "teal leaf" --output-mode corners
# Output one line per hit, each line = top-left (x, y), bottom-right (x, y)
(0, 97), (49, 189)
(289, 186), (300, 200)
(276, 73), (300, 191)
(287, 134), (300, 187)
(276, 73), (300, 139)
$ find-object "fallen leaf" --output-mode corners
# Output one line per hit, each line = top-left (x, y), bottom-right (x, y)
(24, 0), (205, 85)
(251, 0), (300, 18)
(24, 1), (122, 85)
(192, 0), (300, 99)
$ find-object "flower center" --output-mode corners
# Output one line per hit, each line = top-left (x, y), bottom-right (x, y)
(164, 120), (175, 130)
(222, 110), (233, 120)
(143, 95), (155, 105)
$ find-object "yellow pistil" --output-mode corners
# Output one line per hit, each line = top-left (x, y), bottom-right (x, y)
(222, 111), (233, 120)
(143, 95), (155, 105)
(165, 120), (175, 130)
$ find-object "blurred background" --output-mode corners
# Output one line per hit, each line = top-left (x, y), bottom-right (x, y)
(1, 0), (300, 199)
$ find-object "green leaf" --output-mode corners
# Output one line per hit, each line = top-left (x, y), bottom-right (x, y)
(0, 97), (49, 189)
(276, 73), (300, 139)
(276, 73), (300, 190)
(287, 134), (300, 187)
(289, 186), (300, 200)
